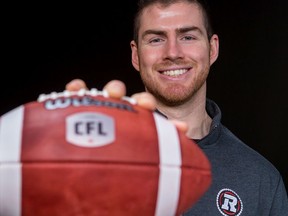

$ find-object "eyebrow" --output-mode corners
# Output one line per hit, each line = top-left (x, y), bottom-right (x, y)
(178, 26), (203, 35)
(141, 26), (204, 39)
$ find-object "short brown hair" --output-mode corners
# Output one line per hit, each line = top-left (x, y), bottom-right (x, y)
(133, 0), (214, 44)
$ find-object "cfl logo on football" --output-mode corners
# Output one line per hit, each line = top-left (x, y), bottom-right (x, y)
(66, 112), (115, 147)
(75, 121), (107, 136)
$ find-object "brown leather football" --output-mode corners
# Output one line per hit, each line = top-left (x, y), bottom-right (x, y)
(0, 89), (211, 216)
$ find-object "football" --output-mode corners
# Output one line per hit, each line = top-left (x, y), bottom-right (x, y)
(0, 89), (211, 216)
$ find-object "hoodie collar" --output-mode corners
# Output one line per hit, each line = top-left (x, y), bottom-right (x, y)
(154, 98), (222, 148)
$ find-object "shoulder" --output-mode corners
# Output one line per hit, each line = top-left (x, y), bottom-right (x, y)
(220, 125), (281, 177)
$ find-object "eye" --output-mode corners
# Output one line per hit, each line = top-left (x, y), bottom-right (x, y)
(181, 35), (197, 41)
(149, 37), (164, 44)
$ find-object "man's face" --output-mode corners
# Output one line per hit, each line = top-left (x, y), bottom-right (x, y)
(131, 2), (219, 106)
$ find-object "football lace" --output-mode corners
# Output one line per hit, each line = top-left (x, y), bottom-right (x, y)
(37, 88), (137, 105)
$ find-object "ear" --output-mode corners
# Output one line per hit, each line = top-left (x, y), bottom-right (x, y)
(130, 40), (140, 71)
(209, 34), (219, 65)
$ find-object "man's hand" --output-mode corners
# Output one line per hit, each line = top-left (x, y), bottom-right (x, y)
(66, 79), (157, 110)
(65, 79), (188, 133)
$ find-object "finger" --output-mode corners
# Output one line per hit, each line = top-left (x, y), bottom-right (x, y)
(131, 92), (156, 111)
(65, 79), (87, 91)
(169, 119), (188, 133)
(103, 80), (127, 99)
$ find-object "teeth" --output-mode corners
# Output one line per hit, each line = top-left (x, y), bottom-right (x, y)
(162, 69), (187, 76)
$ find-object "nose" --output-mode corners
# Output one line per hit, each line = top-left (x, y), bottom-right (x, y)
(163, 39), (184, 60)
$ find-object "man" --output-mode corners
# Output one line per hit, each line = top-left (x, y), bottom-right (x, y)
(67, 0), (288, 215)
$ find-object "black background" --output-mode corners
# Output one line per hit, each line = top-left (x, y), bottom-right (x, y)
(2, 1), (288, 188)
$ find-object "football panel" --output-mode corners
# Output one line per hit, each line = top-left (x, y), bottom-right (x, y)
(176, 167), (212, 214)
(21, 98), (160, 164)
(21, 163), (159, 216)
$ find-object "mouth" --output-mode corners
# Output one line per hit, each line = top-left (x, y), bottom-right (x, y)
(160, 68), (190, 77)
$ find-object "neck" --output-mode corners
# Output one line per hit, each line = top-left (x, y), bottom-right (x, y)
(156, 84), (212, 140)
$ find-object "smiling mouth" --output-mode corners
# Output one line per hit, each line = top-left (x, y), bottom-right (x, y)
(161, 69), (189, 77)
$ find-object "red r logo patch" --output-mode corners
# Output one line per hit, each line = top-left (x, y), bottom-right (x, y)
(216, 188), (243, 216)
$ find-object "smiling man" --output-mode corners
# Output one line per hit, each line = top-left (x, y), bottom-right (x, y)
(66, 0), (288, 215)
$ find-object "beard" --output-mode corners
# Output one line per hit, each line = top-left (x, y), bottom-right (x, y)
(140, 64), (210, 107)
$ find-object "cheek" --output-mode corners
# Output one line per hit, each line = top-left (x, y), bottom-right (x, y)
(185, 45), (210, 63)
(139, 48), (160, 68)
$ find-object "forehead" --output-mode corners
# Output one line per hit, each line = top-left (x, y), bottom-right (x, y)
(139, 2), (205, 33)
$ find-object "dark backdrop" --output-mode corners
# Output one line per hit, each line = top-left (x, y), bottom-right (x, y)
(2, 1), (288, 188)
